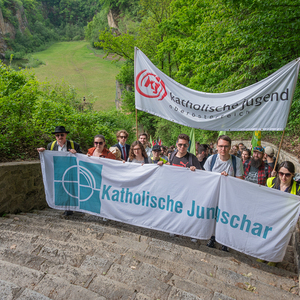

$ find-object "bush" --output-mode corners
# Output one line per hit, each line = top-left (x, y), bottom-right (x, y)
(0, 62), (135, 161)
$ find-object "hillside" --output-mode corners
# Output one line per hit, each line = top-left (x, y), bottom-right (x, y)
(0, 0), (102, 59)
(32, 41), (122, 111)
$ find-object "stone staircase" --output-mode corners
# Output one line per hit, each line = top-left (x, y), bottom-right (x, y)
(0, 209), (299, 299)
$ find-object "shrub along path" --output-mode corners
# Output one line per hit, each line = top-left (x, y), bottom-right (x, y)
(32, 41), (122, 111)
(0, 208), (298, 299)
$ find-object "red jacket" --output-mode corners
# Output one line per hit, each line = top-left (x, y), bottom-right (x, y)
(87, 147), (116, 160)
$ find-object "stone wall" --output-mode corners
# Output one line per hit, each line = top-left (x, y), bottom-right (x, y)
(0, 161), (47, 215)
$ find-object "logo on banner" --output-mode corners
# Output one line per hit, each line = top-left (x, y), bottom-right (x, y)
(53, 156), (103, 213)
(136, 69), (167, 101)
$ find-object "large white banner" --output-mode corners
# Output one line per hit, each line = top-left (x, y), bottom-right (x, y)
(40, 151), (300, 262)
(135, 48), (300, 131)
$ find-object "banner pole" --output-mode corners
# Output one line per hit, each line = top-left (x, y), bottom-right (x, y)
(136, 108), (138, 140)
(273, 129), (285, 171)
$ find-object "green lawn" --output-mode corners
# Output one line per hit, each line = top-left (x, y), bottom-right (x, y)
(32, 41), (122, 110)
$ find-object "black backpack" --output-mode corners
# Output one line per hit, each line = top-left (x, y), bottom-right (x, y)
(169, 150), (193, 166)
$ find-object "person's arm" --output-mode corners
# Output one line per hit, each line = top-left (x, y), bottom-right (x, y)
(203, 156), (211, 171)
(236, 158), (244, 180)
(72, 142), (82, 154)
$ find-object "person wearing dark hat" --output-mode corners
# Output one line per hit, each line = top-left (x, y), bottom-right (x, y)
(243, 146), (272, 185)
(37, 126), (82, 216)
(150, 144), (167, 165)
(37, 126), (81, 154)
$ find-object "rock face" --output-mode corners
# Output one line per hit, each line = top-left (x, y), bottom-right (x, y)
(107, 9), (118, 29)
(0, 5), (29, 58)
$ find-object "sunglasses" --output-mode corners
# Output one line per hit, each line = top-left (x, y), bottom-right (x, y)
(119, 136), (127, 139)
(253, 146), (264, 152)
(94, 141), (104, 145)
(278, 172), (292, 178)
(177, 143), (188, 148)
(55, 133), (65, 137)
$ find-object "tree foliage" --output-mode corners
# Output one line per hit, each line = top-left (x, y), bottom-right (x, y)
(96, 0), (300, 139)
(0, 62), (135, 161)
(2, 0), (103, 58)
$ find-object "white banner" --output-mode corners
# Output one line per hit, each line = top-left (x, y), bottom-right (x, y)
(40, 151), (300, 262)
(135, 48), (300, 131)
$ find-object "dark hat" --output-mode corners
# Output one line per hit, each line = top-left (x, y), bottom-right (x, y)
(52, 126), (69, 134)
(152, 144), (161, 151)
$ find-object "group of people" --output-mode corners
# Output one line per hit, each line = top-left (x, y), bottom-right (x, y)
(37, 126), (299, 258)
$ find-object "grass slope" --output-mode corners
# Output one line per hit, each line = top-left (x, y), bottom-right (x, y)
(32, 41), (122, 110)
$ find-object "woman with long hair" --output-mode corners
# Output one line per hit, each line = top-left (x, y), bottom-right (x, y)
(267, 161), (300, 195)
(127, 141), (149, 164)
(87, 135), (116, 159)
(242, 149), (251, 163)
(258, 161), (300, 267)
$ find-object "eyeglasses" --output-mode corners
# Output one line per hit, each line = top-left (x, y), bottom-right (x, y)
(119, 136), (127, 139)
(278, 172), (292, 178)
(133, 148), (141, 151)
(177, 143), (188, 148)
(55, 133), (65, 137)
(94, 141), (104, 145)
(217, 145), (229, 149)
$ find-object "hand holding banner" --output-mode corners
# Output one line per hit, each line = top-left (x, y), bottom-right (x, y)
(41, 151), (300, 262)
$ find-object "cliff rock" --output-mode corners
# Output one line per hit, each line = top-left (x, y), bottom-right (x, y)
(0, 6), (29, 58)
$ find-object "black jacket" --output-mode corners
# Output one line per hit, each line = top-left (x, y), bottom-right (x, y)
(47, 140), (82, 153)
(113, 143), (130, 160)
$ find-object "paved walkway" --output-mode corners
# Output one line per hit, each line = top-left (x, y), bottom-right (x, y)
(0, 209), (299, 299)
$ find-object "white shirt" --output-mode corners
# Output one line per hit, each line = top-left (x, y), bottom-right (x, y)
(204, 154), (244, 177)
(58, 143), (67, 152)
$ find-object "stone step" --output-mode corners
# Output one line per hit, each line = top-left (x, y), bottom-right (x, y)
(0, 209), (298, 299)
(1, 211), (297, 281)
(0, 279), (51, 300)
(2, 210), (296, 274)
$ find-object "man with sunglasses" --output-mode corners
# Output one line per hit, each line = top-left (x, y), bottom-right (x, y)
(37, 126), (82, 216)
(169, 134), (201, 171)
(113, 130), (130, 161)
(37, 126), (81, 153)
(244, 146), (272, 185)
(168, 133), (201, 242)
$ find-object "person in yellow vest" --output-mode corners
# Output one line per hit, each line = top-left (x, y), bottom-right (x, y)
(267, 161), (300, 195)
(37, 126), (81, 153)
(257, 161), (300, 267)
(37, 126), (82, 216)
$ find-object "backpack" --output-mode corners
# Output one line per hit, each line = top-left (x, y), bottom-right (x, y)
(169, 150), (193, 166)
(210, 154), (236, 177)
